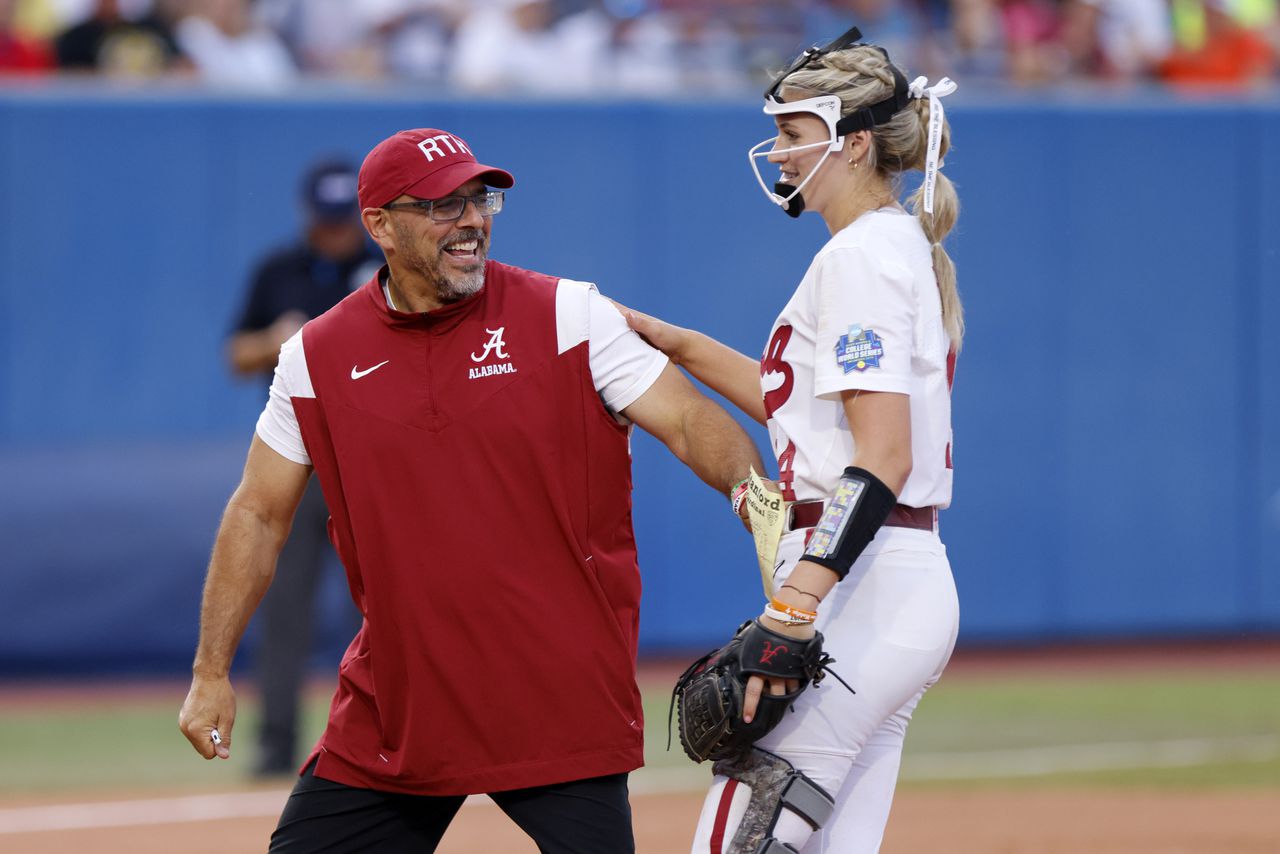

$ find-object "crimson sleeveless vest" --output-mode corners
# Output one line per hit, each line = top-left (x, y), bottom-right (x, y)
(294, 261), (644, 795)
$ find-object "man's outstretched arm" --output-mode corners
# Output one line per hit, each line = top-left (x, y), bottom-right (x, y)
(178, 435), (312, 760)
(622, 362), (765, 499)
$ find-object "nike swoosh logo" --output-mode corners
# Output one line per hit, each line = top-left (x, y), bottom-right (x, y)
(350, 360), (389, 380)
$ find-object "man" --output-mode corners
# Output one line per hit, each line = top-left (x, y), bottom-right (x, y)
(53, 0), (185, 76)
(179, 127), (763, 852)
(227, 157), (379, 778)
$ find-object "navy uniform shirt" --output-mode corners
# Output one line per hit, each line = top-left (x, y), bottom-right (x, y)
(232, 242), (382, 345)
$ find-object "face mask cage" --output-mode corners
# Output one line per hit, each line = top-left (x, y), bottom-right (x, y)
(747, 25), (913, 217)
(747, 95), (845, 215)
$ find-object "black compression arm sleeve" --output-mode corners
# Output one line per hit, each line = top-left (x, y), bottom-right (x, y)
(800, 466), (897, 580)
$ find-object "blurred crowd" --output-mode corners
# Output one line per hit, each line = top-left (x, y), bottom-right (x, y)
(1, 0), (1276, 91)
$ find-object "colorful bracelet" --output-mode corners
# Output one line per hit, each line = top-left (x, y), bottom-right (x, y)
(780, 583), (821, 604)
(766, 597), (817, 624)
(730, 476), (751, 519)
(764, 604), (816, 626)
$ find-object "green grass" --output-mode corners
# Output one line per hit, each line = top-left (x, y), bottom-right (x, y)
(906, 674), (1280, 749)
(643, 670), (1280, 788)
(0, 692), (334, 794)
(1, 668), (1277, 796)
(898, 672), (1280, 788)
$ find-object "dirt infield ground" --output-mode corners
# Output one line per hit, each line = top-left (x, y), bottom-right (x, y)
(4, 785), (1279, 853)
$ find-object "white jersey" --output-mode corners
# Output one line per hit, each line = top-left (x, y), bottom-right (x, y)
(257, 278), (668, 466)
(761, 206), (954, 509)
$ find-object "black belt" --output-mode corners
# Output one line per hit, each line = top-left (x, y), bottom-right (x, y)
(788, 500), (936, 532)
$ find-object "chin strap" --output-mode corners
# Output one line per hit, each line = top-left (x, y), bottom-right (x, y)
(907, 76), (957, 215)
(773, 182), (805, 218)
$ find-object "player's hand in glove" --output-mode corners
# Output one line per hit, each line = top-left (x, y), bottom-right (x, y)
(743, 616), (816, 723)
(672, 618), (843, 763)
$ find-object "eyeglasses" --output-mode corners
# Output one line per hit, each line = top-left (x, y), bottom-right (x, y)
(383, 191), (505, 222)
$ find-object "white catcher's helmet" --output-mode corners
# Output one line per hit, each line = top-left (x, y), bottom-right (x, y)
(748, 25), (913, 219)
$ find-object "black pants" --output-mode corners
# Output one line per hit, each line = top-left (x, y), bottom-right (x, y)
(269, 759), (635, 853)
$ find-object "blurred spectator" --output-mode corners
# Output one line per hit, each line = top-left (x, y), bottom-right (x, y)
(257, 0), (379, 77)
(53, 0), (185, 76)
(12, 0), (1275, 91)
(227, 158), (376, 778)
(800, 0), (935, 78)
(9, 0), (63, 40)
(998, 0), (1068, 84)
(1, 0), (53, 72)
(706, 0), (797, 86)
(363, 0), (463, 79)
(669, 2), (749, 91)
(1061, 0), (1174, 78)
(256, 0), (462, 80)
(560, 1), (750, 95)
(948, 0), (1009, 78)
(555, 0), (617, 86)
(174, 0), (296, 87)
(1160, 0), (1277, 83)
(610, 6), (683, 92)
(450, 0), (567, 92)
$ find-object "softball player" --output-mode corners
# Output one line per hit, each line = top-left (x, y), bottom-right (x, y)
(624, 27), (962, 853)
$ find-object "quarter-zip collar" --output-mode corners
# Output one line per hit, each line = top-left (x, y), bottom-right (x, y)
(362, 264), (489, 334)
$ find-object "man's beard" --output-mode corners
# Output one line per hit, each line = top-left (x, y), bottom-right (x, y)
(435, 261), (485, 302)
(396, 222), (487, 302)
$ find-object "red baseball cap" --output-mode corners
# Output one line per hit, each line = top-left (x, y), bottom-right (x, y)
(357, 128), (515, 210)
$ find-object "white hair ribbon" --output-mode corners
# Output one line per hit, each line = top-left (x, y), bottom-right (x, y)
(908, 76), (957, 215)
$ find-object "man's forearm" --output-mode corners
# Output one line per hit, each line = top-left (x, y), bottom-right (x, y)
(192, 501), (290, 678)
(674, 395), (765, 496)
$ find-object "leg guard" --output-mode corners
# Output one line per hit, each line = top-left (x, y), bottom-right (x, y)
(758, 841), (799, 854)
(712, 747), (835, 854)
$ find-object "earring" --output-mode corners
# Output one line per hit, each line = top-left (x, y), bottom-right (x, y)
(848, 157), (858, 169)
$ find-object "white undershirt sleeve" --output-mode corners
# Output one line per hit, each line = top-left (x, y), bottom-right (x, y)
(555, 279), (668, 414)
(255, 330), (313, 465)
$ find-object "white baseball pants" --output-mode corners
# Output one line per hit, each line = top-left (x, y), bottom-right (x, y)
(690, 527), (960, 853)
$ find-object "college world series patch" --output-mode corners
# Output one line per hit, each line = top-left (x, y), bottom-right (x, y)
(835, 325), (884, 373)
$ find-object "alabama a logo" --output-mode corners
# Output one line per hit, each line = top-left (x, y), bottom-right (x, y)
(835, 325), (884, 373)
(468, 326), (518, 379)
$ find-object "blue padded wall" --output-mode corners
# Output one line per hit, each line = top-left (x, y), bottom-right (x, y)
(0, 89), (1276, 672)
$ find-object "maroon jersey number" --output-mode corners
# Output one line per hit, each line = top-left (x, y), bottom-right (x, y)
(761, 324), (794, 419)
(776, 440), (797, 502)
(945, 349), (957, 470)
(761, 324), (798, 501)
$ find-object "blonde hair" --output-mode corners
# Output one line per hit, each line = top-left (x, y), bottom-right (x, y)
(782, 46), (964, 352)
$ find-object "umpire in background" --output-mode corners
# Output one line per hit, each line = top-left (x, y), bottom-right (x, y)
(227, 158), (379, 777)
